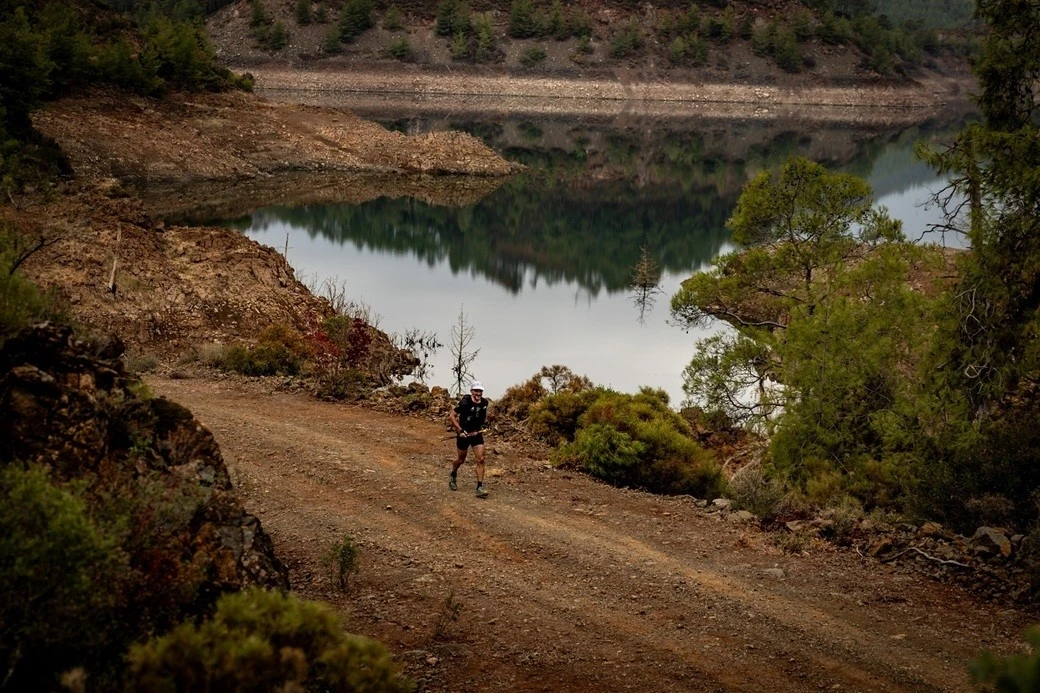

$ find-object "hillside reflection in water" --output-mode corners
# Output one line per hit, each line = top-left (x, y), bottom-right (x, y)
(213, 106), (972, 402)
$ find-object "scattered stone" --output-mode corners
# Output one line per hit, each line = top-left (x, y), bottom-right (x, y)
(918, 521), (945, 538)
(694, 499), (709, 508)
(728, 510), (757, 524)
(762, 568), (786, 579)
(970, 527), (1012, 558)
(711, 498), (733, 511)
(868, 537), (895, 558)
(426, 656), (439, 666)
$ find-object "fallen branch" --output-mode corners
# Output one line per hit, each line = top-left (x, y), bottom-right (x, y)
(880, 546), (972, 569)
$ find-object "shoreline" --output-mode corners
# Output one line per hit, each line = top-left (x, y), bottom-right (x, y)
(243, 65), (975, 124)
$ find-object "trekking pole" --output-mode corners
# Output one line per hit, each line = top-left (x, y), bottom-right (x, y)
(443, 428), (489, 440)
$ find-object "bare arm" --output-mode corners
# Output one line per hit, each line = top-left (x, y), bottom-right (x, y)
(449, 409), (464, 435)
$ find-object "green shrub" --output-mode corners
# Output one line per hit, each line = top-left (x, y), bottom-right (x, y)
(322, 25), (342, 53)
(557, 423), (646, 482)
(519, 45), (546, 66)
(295, 0), (312, 25)
(322, 535), (360, 591)
(472, 12), (497, 62)
(315, 2), (329, 23)
(213, 324), (309, 376)
(549, 388), (725, 497)
(268, 21), (289, 50)
(127, 588), (410, 692)
(528, 388), (601, 445)
(610, 19), (642, 58)
(450, 29), (469, 59)
(0, 465), (124, 690)
(385, 37), (412, 60)
(436, 0), (470, 37)
(383, 4), (403, 31)
(971, 626), (1040, 691)
(508, 0), (538, 38)
(338, 0), (374, 42)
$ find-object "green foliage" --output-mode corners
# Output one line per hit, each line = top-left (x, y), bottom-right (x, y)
(315, 2), (329, 23)
(498, 364), (591, 420)
(295, 0), (312, 26)
(338, 0), (374, 42)
(520, 45), (547, 67)
(472, 13), (497, 62)
(0, 222), (63, 343)
(552, 388), (725, 497)
(436, 0), (470, 37)
(268, 20), (289, 50)
(508, 0), (538, 38)
(385, 37), (412, 60)
(0, 465), (123, 689)
(671, 158), (933, 509)
(874, 0), (975, 29)
(610, 19), (643, 58)
(705, 8), (735, 43)
(910, 0), (1040, 529)
(250, 0), (269, 28)
(383, 4), (403, 31)
(322, 534), (361, 591)
(450, 29), (468, 59)
(213, 324), (309, 377)
(127, 588), (410, 692)
(971, 626), (1040, 691)
(322, 25), (342, 53)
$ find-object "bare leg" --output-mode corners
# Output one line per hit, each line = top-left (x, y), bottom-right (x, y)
(452, 447), (467, 475)
(473, 444), (486, 484)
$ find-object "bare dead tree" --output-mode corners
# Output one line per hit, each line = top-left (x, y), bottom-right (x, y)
(449, 305), (479, 396)
(629, 244), (664, 323)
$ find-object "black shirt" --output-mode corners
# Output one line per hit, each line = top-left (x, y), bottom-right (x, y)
(455, 395), (490, 433)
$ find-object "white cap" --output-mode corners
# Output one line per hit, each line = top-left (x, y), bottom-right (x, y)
(470, 380), (484, 391)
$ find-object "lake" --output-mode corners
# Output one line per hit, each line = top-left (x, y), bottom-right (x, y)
(185, 98), (974, 404)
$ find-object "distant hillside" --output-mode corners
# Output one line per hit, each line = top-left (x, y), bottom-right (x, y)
(204, 0), (975, 89)
(873, 0), (976, 29)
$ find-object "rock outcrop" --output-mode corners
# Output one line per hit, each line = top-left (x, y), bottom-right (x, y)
(0, 323), (289, 594)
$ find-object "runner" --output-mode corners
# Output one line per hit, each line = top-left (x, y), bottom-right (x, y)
(449, 380), (490, 497)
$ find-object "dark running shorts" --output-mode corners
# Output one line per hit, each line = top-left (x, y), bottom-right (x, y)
(456, 433), (485, 450)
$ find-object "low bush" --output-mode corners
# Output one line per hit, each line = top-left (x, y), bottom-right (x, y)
(729, 464), (789, 521)
(127, 588), (410, 692)
(314, 367), (374, 400)
(610, 20), (643, 58)
(551, 388), (725, 498)
(520, 45), (546, 67)
(322, 534), (360, 592)
(527, 388), (601, 445)
(212, 324), (310, 377)
(499, 364), (591, 421)
(0, 465), (124, 689)
(385, 37), (412, 60)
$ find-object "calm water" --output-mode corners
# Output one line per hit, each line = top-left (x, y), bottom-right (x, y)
(191, 103), (973, 404)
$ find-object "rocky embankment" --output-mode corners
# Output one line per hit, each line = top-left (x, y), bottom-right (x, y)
(0, 324), (287, 591)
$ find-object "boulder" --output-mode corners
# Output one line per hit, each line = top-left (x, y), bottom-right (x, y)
(727, 510), (757, 524)
(711, 498), (733, 511)
(918, 521), (946, 539)
(868, 537), (895, 558)
(970, 527), (1012, 558)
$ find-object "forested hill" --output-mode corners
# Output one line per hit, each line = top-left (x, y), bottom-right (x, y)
(204, 0), (976, 89)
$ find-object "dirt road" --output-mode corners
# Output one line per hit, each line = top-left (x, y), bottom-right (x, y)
(151, 376), (1030, 692)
